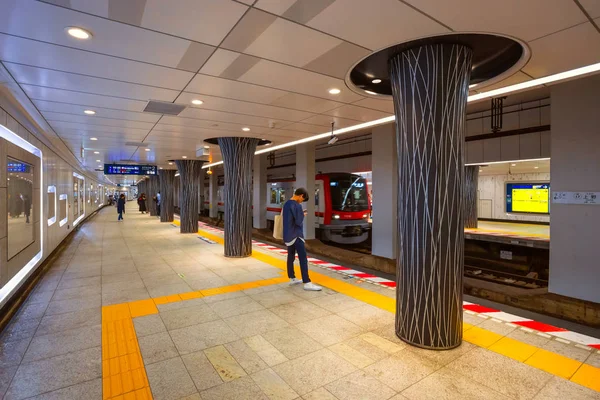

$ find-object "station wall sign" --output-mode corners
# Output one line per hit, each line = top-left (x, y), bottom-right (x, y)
(552, 191), (599, 205)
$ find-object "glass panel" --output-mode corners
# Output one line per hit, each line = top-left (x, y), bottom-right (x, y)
(78, 179), (84, 216)
(7, 157), (35, 259)
(47, 191), (56, 221)
(59, 196), (67, 224)
(73, 177), (79, 217)
(329, 175), (369, 212)
(315, 188), (319, 206)
(270, 188), (277, 203)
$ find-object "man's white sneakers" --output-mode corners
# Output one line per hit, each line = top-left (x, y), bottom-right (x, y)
(303, 282), (322, 291)
(289, 278), (302, 286)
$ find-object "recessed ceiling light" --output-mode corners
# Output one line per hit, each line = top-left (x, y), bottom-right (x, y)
(203, 146), (210, 149)
(168, 162), (173, 165)
(182, 156), (187, 159)
(159, 167), (163, 170)
(365, 90), (377, 95)
(90, 137), (98, 141)
(84, 110), (96, 115)
(371, 79), (381, 84)
(96, 159), (101, 162)
(328, 88), (341, 95)
(242, 127), (250, 132)
(534, 166), (539, 169)
(66, 27), (92, 40)
(191, 99), (203, 105)
(144, 148), (151, 152)
(94, 151), (100, 154)
(511, 163), (516, 166)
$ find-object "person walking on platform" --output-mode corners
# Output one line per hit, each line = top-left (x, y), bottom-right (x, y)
(154, 191), (161, 217)
(117, 193), (126, 221)
(138, 193), (147, 214)
(283, 187), (322, 291)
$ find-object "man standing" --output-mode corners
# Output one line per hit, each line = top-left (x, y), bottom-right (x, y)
(155, 191), (161, 217)
(283, 188), (322, 291)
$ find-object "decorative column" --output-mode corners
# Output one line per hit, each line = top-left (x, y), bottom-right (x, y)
(175, 160), (206, 233)
(148, 175), (159, 216)
(464, 166), (479, 228)
(390, 43), (473, 349)
(159, 169), (176, 222)
(208, 171), (218, 218)
(253, 155), (267, 229)
(218, 137), (260, 257)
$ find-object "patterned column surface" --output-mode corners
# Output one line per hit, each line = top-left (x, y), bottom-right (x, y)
(159, 169), (176, 223)
(464, 166), (479, 229)
(218, 137), (260, 257)
(175, 160), (205, 233)
(390, 43), (473, 350)
(148, 176), (159, 216)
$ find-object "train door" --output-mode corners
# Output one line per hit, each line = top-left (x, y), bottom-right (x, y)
(315, 180), (324, 228)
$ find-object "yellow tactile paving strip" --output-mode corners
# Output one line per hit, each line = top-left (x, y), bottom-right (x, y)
(100, 270), (289, 399)
(99, 220), (598, 399)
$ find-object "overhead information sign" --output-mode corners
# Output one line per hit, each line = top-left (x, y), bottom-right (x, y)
(506, 183), (550, 214)
(104, 164), (157, 175)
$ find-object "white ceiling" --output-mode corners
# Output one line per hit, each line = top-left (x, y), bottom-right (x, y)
(0, 0), (598, 183)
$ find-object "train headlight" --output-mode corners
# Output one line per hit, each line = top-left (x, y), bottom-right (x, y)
(333, 214), (340, 219)
(362, 214), (368, 218)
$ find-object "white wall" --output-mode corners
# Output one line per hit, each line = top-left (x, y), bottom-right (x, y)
(478, 173), (551, 223)
(549, 75), (600, 304)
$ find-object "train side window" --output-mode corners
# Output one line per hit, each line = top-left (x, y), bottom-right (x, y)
(270, 188), (277, 203)
(315, 188), (319, 206)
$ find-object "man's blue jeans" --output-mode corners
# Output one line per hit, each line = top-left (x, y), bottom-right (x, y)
(118, 211), (123, 220)
(287, 239), (310, 283)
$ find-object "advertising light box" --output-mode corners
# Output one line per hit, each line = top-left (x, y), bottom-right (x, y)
(506, 183), (550, 214)
(104, 164), (157, 175)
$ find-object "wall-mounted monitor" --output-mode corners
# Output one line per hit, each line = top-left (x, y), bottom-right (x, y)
(506, 183), (550, 214)
(104, 164), (157, 175)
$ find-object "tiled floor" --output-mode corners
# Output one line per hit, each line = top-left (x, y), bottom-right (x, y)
(0, 208), (599, 399)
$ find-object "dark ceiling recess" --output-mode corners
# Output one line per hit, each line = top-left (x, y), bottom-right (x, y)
(349, 33), (525, 97)
(204, 137), (272, 146)
(143, 100), (187, 116)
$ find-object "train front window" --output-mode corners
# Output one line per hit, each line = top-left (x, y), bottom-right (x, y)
(330, 176), (369, 212)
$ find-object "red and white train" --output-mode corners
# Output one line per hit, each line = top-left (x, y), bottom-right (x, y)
(200, 172), (371, 244)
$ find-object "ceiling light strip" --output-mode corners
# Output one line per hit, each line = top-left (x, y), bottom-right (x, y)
(201, 62), (600, 169)
(465, 157), (550, 166)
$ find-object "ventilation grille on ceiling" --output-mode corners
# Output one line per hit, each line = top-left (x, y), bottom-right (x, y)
(143, 100), (187, 116)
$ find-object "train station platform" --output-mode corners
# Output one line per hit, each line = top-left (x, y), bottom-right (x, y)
(1, 208), (599, 400)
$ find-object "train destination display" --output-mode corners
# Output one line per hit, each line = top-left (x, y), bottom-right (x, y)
(506, 183), (550, 214)
(104, 164), (157, 175)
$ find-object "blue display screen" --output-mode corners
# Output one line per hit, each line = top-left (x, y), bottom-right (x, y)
(7, 162), (27, 172)
(104, 164), (157, 175)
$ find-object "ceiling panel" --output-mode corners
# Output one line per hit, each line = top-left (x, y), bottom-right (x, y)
(579, 0), (600, 18)
(239, 59), (363, 103)
(522, 22), (600, 77)
(253, 0), (296, 15)
(199, 49), (242, 76)
(404, 0), (586, 42)
(307, 0), (448, 50)
(140, 0), (247, 46)
(0, 0), (202, 69)
(279, 122), (329, 134)
(157, 116), (271, 134)
(269, 93), (342, 114)
(33, 100), (161, 123)
(323, 105), (391, 122)
(350, 98), (394, 113)
(241, 17), (341, 67)
(299, 115), (365, 129)
(21, 85), (148, 112)
(0, 34), (193, 89)
(48, 121), (150, 136)
(176, 92), (314, 122)
(186, 74), (287, 104)
(44, 112), (156, 130)
(6, 63), (180, 102)
(176, 108), (287, 128)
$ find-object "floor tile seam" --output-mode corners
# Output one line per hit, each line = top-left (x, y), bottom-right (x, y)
(13, 376), (103, 400)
